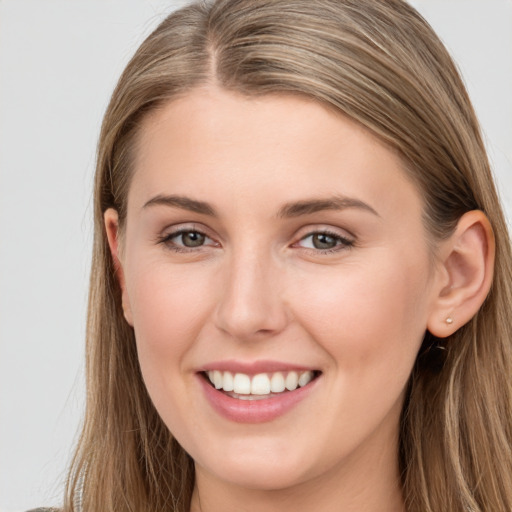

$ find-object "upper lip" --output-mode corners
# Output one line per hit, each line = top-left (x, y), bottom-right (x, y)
(198, 359), (320, 375)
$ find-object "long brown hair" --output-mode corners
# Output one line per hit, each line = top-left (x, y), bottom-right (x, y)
(64, 1), (512, 510)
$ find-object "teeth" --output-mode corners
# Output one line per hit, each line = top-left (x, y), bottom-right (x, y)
(285, 371), (298, 391)
(251, 373), (271, 395)
(298, 371), (314, 387)
(233, 373), (251, 394)
(213, 370), (223, 389)
(223, 371), (234, 392)
(270, 372), (285, 393)
(206, 370), (316, 395)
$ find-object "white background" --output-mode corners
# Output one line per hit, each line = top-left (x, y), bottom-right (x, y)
(0, 1), (511, 510)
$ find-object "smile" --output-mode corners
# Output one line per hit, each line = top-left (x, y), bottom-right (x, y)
(199, 366), (321, 422)
(205, 370), (318, 399)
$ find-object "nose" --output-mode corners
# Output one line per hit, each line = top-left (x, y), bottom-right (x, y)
(214, 247), (289, 341)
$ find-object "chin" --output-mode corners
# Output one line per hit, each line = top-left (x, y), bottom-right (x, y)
(191, 434), (325, 491)
(201, 458), (310, 491)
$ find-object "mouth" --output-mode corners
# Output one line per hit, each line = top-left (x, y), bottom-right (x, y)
(202, 369), (322, 401)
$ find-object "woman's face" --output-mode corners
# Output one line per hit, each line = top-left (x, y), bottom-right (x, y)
(108, 87), (443, 493)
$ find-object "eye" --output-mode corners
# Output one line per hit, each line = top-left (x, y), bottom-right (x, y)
(175, 230), (207, 247)
(296, 230), (354, 252)
(158, 228), (218, 252)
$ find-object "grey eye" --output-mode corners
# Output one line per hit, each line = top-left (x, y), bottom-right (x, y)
(296, 231), (354, 252)
(311, 233), (338, 249)
(179, 231), (206, 247)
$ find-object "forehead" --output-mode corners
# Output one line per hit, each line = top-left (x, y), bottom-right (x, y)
(129, 86), (422, 221)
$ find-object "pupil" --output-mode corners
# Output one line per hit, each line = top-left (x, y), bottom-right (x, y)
(183, 231), (205, 247)
(313, 233), (337, 249)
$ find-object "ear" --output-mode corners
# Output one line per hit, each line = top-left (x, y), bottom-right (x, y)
(427, 210), (495, 338)
(104, 208), (133, 326)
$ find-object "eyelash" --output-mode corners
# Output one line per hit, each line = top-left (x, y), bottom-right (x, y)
(157, 228), (217, 253)
(295, 230), (355, 254)
(157, 228), (355, 254)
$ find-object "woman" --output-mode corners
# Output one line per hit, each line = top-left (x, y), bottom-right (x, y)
(57, 0), (512, 510)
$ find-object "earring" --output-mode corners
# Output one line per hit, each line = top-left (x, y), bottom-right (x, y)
(446, 316), (454, 325)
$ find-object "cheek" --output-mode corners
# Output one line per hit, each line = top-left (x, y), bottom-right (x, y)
(290, 249), (430, 376)
(129, 254), (208, 322)
(124, 258), (216, 376)
(280, 251), (430, 460)
(123, 261), (218, 435)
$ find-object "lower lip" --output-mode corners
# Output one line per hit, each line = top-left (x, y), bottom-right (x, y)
(198, 374), (319, 423)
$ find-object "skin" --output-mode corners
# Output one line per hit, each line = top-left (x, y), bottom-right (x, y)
(104, 87), (494, 512)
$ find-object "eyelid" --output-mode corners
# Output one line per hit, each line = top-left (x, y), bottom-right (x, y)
(292, 226), (355, 253)
(156, 223), (220, 251)
(155, 223), (354, 254)
(294, 223), (355, 240)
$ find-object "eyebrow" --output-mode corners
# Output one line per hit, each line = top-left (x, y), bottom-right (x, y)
(277, 195), (380, 218)
(142, 193), (379, 218)
(143, 194), (217, 216)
